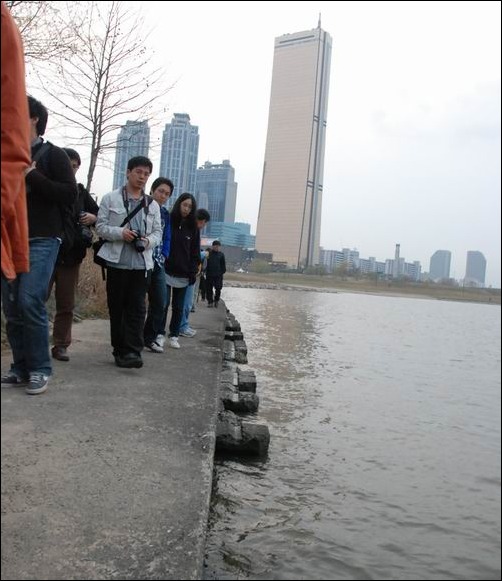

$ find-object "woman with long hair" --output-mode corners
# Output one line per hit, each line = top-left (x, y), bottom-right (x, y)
(163, 193), (200, 349)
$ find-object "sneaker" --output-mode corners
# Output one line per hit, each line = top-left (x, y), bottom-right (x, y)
(26, 373), (49, 395)
(190, 306), (196, 313)
(155, 334), (166, 348)
(168, 336), (180, 349)
(1, 371), (29, 387)
(52, 346), (70, 361)
(115, 353), (143, 368)
(146, 341), (163, 353)
(180, 328), (197, 338)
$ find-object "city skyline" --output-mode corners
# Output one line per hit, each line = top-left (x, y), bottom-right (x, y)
(41, 1), (501, 286)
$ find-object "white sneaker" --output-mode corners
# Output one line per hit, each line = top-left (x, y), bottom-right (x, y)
(168, 336), (180, 349)
(155, 334), (166, 348)
(146, 341), (163, 353)
(179, 328), (197, 338)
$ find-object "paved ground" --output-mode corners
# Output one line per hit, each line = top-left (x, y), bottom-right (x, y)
(1, 303), (226, 580)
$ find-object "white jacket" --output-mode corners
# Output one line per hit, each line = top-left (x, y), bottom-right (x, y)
(96, 188), (162, 270)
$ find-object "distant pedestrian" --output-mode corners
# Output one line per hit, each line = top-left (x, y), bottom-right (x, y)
(96, 156), (162, 368)
(144, 178), (173, 353)
(163, 193), (200, 349)
(206, 240), (226, 308)
(47, 148), (99, 362)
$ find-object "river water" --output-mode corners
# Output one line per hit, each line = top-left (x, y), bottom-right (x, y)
(203, 288), (501, 580)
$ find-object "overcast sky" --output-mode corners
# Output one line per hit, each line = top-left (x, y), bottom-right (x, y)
(45, 1), (501, 286)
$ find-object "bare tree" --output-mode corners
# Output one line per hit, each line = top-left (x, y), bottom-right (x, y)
(35, 1), (169, 191)
(6, 1), (81, 63)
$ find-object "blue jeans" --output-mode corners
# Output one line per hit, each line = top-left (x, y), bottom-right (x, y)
(1, 237), (60, 377)
(179, 283), (195, 333)
(165, 285), (187, 337)
(144, 262), (168, 344)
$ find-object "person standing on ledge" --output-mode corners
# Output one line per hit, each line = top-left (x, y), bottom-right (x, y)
(206, 240), (226, 308)
(96, 156), (162, 369)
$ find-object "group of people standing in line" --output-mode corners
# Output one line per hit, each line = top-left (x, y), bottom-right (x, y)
(1, 1), (226, 395)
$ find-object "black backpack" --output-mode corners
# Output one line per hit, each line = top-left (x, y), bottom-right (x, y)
(31, 142), (79, 253)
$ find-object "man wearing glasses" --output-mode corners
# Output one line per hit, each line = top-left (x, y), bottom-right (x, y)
(96, 156), (162, 368)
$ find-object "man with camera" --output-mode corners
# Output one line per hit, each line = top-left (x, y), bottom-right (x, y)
(47, 148), (99, 362)
(96, 156), (162, 368)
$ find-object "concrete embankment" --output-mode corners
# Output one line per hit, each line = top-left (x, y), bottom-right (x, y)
(1, 305), (226, 580)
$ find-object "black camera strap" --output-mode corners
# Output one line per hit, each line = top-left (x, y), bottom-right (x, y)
(119, 186), (152, 228)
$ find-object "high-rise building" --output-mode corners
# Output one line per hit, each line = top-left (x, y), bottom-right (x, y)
(256, 23), (332, 269)
(195, 160), (237, 223)
(429, 250), (452, 281)
(159, 113), (199, 202)
(393, 244), (401, 278)
(112, 120), (150, 189)
(205, 222), (254, 248)
(465, 251), (487, 286)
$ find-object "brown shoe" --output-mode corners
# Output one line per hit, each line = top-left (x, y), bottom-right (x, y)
(52, 346), (69, 362)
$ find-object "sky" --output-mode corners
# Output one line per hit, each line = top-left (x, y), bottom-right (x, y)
(38, 1), (501, 286)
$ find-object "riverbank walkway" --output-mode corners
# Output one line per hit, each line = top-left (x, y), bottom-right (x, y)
(1, 305), (226, 580)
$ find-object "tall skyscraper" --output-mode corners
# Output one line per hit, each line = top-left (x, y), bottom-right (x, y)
(195, 160), (237, 223)
(112, 120), (150, 189)
(429, 250), (452, 281)
(256, 23), (332, 268)
(465, 251), (487, 286)
(159, 113), (199, 201)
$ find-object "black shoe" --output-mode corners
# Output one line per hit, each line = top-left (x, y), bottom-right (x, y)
(214, 301), (219, 308)
(52, 346), (70, 361)
(115, 353), (143, 368)
(207, 302), (213, 308)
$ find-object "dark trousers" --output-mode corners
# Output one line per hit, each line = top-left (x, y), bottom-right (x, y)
(206, 275), (223, 304)
(106, 267), (151, 357)
(144, 262), (168, 344)
(48, 263), (80, 348)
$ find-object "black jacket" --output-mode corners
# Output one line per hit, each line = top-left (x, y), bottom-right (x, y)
(26, 140), (77, 238)
(206, 250), (226, 277)
(57, 183), (99, 266)
(164, 217), (200, 280)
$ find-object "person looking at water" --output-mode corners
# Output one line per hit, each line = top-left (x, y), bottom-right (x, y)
(163, 193), (200, 349)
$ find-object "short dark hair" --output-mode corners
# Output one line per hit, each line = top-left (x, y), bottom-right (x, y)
(150, 177), (174, 196)
(196, 208), (210, 222)
(62, 148), (81, 166)
(127, 156), (153, 172)
(28, 95), (48, 136)
(212, 240), (221, 247)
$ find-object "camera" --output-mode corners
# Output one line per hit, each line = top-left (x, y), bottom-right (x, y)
(131, 230), (147, 253)
(78, 213), (93, 248)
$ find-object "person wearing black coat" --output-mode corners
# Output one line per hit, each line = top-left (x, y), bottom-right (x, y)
(205, 240), (226, 307)
(48, 148), (99, 362)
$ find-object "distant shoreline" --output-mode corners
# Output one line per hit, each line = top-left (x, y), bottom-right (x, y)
(225, 273), (501, 305)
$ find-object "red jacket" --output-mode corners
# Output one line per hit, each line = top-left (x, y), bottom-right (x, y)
(1, 1), (31, 280)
